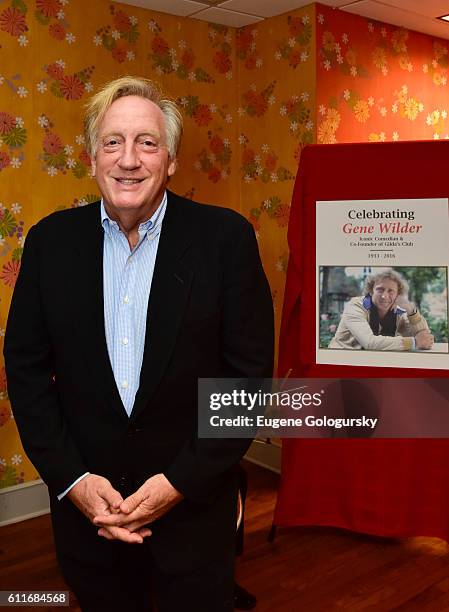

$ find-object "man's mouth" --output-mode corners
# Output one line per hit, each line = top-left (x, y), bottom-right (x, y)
(115, 178), (144, 185)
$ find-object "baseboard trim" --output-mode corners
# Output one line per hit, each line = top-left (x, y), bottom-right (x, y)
(0, 479), (50, 526)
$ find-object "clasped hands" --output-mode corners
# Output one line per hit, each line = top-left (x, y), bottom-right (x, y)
(67, 473), (183, 544)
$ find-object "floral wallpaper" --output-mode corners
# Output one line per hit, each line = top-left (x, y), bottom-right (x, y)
(0, 0), (239, 488)
(1, 0), (449, 488)
(236, 8), (315, 350)
(316, 3), (449, 144)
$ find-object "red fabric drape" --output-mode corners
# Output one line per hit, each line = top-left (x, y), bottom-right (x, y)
(275, 141), (449, 540)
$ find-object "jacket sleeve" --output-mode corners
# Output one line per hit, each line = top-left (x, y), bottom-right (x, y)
(3, 225), (88, 494)
(163, 219), (274, 503)
(344, 300), (414, 351)
(397, 310), (429, 338)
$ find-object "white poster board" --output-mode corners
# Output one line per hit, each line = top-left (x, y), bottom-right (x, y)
(316, 198), (449, 369)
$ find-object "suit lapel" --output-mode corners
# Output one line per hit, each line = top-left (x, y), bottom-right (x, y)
(74, 203), (129, 423)
(131, 192), (193, 420)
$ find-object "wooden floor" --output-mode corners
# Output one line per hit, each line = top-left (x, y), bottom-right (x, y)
(2, 461), (449, 611)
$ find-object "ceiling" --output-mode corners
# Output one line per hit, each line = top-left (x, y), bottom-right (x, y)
(114, 0), (449, 39)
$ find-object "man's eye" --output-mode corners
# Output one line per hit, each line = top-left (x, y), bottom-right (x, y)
(104, 139), (119, 147)
(141, 140), (157, 148)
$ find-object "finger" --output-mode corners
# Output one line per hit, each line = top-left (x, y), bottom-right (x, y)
(99, 484), (124, 510)
(93, 512), (137, 527)
(125, 526), (152, 537)
(97, 527), (114, 540)
(94, 506), (146, 526)
(120, 489), (146, 514)
(121, 519), (152, 532)
(97, 526), (137, 541)
(98, 525), (144, 544)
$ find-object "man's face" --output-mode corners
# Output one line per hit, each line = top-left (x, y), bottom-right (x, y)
(371, 278), (399, 313)
(91, 95), (176, 218)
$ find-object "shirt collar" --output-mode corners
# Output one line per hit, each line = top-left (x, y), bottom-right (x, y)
(363, 294), (406, 315)
(100, 191), (168, 236)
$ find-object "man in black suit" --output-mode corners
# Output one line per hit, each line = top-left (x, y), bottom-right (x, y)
(4, 77), (273, 611)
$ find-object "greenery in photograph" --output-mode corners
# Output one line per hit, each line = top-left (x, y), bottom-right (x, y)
(320, 266), (448, 347)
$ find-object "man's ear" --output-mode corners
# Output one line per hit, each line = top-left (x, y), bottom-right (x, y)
(91, 155), (96, 177)
(167, 157), (177, 178)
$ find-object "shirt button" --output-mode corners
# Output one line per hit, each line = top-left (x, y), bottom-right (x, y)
(121, 380), (129, 389)
(122, 337), (129, 345)
(124, 295), (129, 303)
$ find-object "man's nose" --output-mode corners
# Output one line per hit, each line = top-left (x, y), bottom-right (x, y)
(118, 142), (140, 169)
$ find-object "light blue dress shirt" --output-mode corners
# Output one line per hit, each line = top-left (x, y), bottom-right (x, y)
(101, 193), (167, 416)
(58, 193), (167, 499)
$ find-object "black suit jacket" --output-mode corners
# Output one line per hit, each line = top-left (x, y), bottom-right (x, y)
(4, 191), (274, 562)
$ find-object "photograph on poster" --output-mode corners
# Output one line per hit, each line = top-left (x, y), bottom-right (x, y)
(316, 198), (449, 368)
(319, 266), (448, 355)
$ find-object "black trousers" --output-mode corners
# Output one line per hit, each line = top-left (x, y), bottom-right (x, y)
(60, 540), (234, 612)
(51, 477), (238, 612)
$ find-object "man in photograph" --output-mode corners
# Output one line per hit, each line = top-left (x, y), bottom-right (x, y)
(4, 76), (274, 611)
(329, 268), (433, 351)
